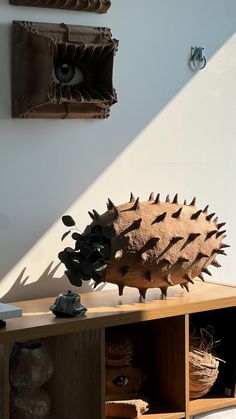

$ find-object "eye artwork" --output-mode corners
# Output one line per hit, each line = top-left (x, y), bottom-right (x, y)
(12, 21), (118, 119)
(9, 0), (111, 13)
(113, 376), (129, 387)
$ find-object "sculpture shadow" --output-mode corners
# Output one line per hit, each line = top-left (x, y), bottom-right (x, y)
(1, 262), (106, 303)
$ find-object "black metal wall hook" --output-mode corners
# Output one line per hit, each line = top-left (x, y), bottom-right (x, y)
(190, 46), (207, 70)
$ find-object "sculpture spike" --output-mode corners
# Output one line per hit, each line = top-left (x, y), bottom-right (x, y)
(213, 217), (218, 225)
(195, 252), (208, 261)
(217, 222), (226, 230)
(113, 206), (119, 220)
(172, 207), (182, 218)
(170, 236), (184, 245)
(205, 230), (217, 241)
(198, 273), (205, 282)
(144, 271), (153, 282)
(212, 249), (227, 256)
(148, 192), (154, 202)
(202, 268), (212, 276)
(118, 284), (124, 296)
(216, 249), (227, 256)
(130, 197), (140, 210)
(88, 211), (95, 220)
(153, 193), (160, 204)
(139, 288), (147, 299)
(152, 212), (167, 224)
(203, 205), (209, 214)
(206, 213), (215, 221)
(211, 260), (221, 268)
(183, 199), (187, 205)
(184, 274), (194, 284)
(220, 243), (230, 249)
(166, 273), (174, 286)
(181, 233), (201, 250)
(216, 230), (227, 239)
(139, 237), (160, 255)
(165, 194), (170, 202)
(93, 209), (100, 219)
(191, 210), (202, 220)
(176, 257), (189, 264)
(129, 192), (135, 203)
(160, 287), (168, 299)
(121, 218), (142, 236)
(183, 283), (190, 292)
(107, 198), (115, 210)
(172, 194), (178, 204)
(120, 266), (129, 277)
(189, 197), (196, 206)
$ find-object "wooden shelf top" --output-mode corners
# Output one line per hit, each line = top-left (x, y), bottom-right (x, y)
(189, 396), (236, 415)
(0, 280), (236, 343)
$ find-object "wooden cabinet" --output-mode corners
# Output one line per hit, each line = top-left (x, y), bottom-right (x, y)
(0, 280), (236, 419)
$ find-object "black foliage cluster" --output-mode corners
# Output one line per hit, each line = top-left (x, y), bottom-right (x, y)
(58, 215), (115, 288)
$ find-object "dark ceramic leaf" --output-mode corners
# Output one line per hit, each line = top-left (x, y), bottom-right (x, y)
(61, 230), (71, 241)
(79, 260), (95, 275)
(72, 232), (82, 241)
(65, 247), (75, 254)
(65, 270), (82, 287)
(58, 251), (69, 263)
(62, 215), (75, 227)
(93, 260), (107, 271)
(91, 271), (103, 284)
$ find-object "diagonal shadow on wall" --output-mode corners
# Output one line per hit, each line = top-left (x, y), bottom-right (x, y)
(1, 0), (236, 301)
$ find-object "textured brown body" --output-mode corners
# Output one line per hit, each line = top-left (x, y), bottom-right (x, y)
(87, 194), (228, 298)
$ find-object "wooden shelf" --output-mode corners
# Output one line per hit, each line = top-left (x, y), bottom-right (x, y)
(140, 403), (185, 418)
(189, 396), (236, 415)
(0, 280), (235, 419)
(1, 280), (236, 343)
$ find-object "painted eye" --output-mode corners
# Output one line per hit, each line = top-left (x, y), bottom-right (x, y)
(54, 61), (84, 85)
(113, 376), (129, 387)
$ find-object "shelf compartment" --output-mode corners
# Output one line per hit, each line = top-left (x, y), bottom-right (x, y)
(42, 329), (105, 419)
(105, 315), (187, 417)
(189, 307), (236, 402)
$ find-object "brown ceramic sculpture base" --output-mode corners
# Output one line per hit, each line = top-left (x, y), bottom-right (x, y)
(105, 399), (149, 418)
(12, 21), (118, 119)
(10, 0), (111, 13)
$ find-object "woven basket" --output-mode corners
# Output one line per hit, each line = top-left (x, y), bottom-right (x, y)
(189, 326), (221, 399)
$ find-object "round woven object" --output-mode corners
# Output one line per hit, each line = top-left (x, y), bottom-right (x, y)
(189, 348), (219, 399)
(189, 326), (221, 399)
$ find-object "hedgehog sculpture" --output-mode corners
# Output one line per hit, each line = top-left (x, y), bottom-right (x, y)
(59, 193), (229, 299)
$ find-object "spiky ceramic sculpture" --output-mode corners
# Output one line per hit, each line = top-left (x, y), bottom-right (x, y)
(59, 193), (229, 299)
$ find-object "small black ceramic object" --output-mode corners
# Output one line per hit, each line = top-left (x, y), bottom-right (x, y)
(50, 290), (87, 318)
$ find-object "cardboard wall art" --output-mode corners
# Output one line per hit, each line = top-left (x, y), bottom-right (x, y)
(12, 21), (118, 119)
(10, 0), (111, 13)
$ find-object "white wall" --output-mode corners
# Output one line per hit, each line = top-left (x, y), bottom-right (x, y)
(1, 0), (236, 302)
